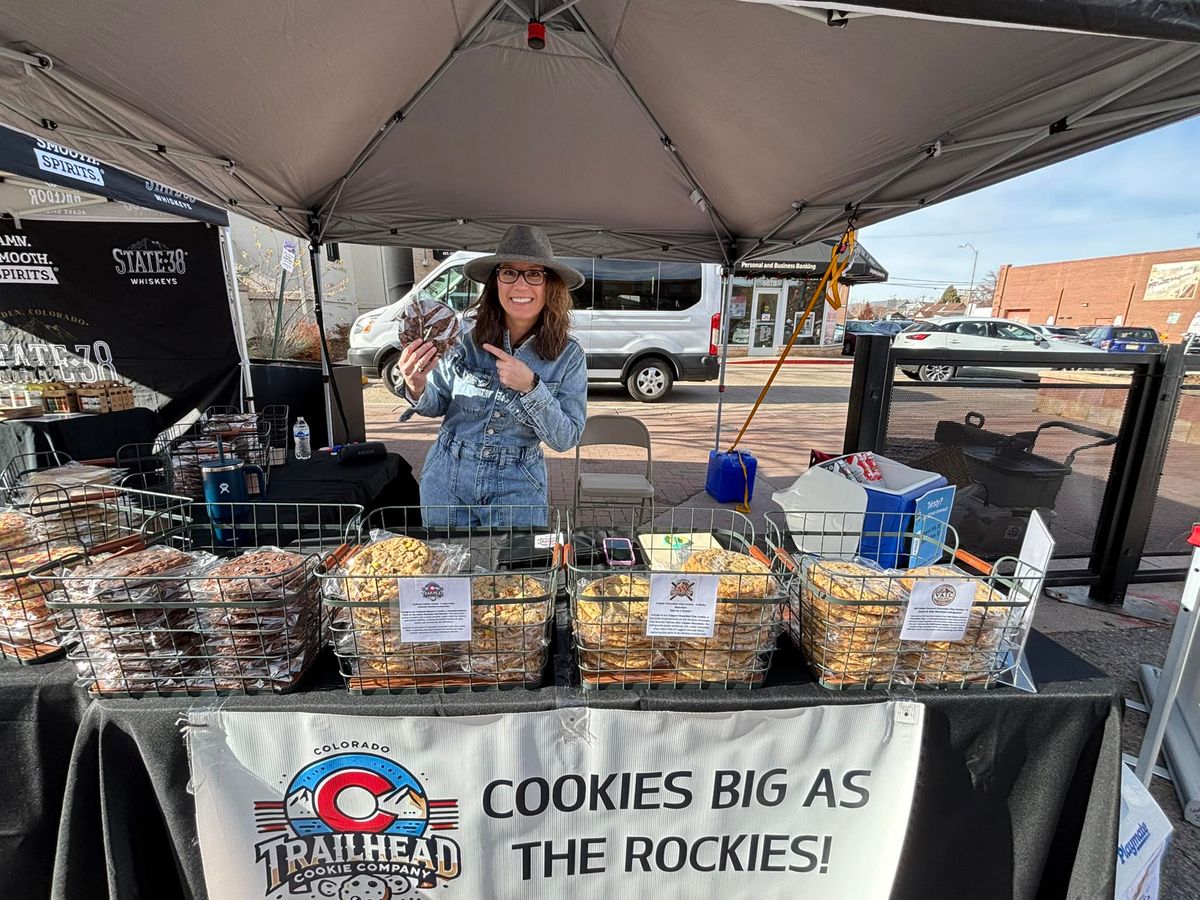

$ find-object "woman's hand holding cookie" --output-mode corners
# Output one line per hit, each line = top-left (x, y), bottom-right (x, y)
(398, 340), (439, 398)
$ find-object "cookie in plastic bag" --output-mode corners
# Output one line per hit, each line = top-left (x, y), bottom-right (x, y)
(396, 296), (461, 353)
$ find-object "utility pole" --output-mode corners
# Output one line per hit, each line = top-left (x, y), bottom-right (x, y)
(959, 242), (980, 313)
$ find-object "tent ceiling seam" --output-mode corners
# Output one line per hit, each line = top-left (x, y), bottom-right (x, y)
(568, 2), (736, 262)
(313, 0), (508, 241)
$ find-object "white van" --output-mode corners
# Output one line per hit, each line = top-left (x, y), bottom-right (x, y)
(347, 251), (722, 401)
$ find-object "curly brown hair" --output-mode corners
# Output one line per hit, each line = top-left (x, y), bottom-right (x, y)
(468, 269), (573, 360)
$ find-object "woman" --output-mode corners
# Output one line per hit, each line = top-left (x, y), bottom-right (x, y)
(398, 225), (587, 527)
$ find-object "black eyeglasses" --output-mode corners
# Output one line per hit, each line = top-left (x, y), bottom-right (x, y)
(497, 267), (547, 286)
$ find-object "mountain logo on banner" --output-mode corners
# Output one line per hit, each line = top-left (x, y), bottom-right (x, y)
(0, 232), (58, 285)
(931, 584), (957, 607)
(112, 238), (187, 286)
(253, 752), (462, 897)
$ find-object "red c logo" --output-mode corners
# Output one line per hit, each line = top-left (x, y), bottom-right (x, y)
(312, 768), (396, 833)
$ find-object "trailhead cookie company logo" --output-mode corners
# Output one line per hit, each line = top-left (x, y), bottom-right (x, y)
(254, 752), (462, 898)
(420, 582), (445, 601)
(112, 238), (187, 285)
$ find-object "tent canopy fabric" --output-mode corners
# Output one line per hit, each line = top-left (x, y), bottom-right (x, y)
(0, 0), (1197, 265)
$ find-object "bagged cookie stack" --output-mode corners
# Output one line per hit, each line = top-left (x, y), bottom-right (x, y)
(191, 548), (322, 692)
(791, 556), (1028, 690)
(322, 532), (555, 692)
(571, 546), (782, 689)
(0, 510), (84, 662)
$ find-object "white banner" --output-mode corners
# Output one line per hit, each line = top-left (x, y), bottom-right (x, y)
(188, 703), (924, 900)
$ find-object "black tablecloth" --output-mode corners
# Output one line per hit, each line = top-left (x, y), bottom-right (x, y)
(264, 452), (419, 513)
(0, 408), (161, 468)
(40, 629), (1120, 900)
(0, 656), (89, 898)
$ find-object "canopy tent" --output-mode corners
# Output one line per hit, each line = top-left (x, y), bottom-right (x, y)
(0, 0), (1196, 265)
(1, 0), (1197, 443)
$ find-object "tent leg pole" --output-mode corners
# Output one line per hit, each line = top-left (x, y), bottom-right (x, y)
(308, 244), (336, 447)
(220, 225), (256, 413)
(713, 266), (735, 452)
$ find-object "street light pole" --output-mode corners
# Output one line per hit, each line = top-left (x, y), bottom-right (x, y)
(959, 242), (979, 313)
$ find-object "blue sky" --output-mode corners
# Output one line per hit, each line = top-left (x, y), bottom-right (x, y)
(852, 115), (1200, 304)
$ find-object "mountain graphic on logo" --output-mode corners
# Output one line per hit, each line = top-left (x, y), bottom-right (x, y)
(286, 787), (316, 819)
(377, 785), (428, 820)
(126, 238), (170, 252)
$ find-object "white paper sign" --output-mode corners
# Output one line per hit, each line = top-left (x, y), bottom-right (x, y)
(188, 703), (925, 900)
(396, 577), (472, 642)
(900, 578), (978, 641)
(1014, 510), (1054, 605)
(279, 238), (297, 272)
(533, 532), (564, 549)
(646, 572), (718, 637)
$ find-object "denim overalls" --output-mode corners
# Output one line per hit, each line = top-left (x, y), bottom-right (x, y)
(401, 325), (587, 526)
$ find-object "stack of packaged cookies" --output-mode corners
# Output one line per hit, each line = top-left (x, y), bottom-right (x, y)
(572, 547), (781, 688)
(323, 533), (553, 691)
(51, 545), (207, 693)
(793, 556), (1021, 689)
(192, 548), (320, 691)
(34, 542), (326, 695)
(0, 510), (83, 662)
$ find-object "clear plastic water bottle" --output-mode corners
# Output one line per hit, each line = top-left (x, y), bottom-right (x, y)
(292, 417), (311, 461)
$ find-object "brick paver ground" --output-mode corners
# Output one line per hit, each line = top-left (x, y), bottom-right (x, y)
(363, 365), (853, 509)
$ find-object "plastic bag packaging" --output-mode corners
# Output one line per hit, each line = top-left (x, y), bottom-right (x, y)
(322, 530), (470, 604)
(396, 295), (461, 353)
(18, 463), (123, 502)
(60, 546), (210, 604)
(680, 547), (777, 599)
(0, 510), (42, 550)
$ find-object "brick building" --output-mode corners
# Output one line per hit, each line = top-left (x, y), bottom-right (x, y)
(991, 246), (1200, 340)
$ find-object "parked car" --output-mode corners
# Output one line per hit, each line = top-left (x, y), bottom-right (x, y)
(349, 250), (723, 401)
(841, 320), (907, 356)
(893, 316), (1096, 382)
(1030, 325), (1085, 343)
(1083, 326), (1165, 353)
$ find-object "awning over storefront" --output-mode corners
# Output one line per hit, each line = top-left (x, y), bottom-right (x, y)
(733, 239), (889, 283)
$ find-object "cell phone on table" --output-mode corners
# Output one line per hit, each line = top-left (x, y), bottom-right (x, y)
(602, 537), (636, 567)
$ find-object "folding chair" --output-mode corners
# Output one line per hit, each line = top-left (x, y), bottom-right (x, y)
(573, 415), (655, 522)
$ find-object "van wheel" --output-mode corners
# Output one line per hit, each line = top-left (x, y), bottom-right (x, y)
(626, 358), (673, 402)
(381, 353), (405, 397)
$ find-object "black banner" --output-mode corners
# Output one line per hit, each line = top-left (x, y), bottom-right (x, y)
(0, 124), (229, 226)
(0, 218), (240, 422)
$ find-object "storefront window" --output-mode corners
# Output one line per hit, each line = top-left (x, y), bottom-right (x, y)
(784, 280), (821, 344)
(728, 281), (753, 344)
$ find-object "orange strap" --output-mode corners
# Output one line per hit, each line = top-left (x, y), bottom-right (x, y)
(729, 226), (857, 452)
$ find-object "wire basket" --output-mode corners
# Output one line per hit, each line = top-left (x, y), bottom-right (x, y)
(30, 501), (362, 696)
(765, 510), (1041, 690)
(162, 415), (272, 499)
(567, 506), (784, 690)
(0, 483), (189, 664)
(320, 505), (560, 694)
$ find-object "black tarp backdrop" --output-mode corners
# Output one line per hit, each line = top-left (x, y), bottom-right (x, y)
(0, 218), (240, 423)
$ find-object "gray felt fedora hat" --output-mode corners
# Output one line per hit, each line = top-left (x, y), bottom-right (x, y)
(463, 225), (584, 290)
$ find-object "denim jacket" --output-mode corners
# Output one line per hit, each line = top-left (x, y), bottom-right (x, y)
(399, 325), (588, 454)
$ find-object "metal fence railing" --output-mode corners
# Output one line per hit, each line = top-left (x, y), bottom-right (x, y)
(844, 335), (1184, 605)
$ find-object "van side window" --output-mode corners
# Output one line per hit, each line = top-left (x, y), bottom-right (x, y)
(658, 262), (703, 311)
(424, 265), (482, 312)
(561, 257), (594, 310)
(594, 259), (659, 311)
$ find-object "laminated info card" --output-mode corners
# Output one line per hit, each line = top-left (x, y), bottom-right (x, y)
(397, 577), (472, 642)
(900, 578), (978, 642)
(646, 573), (719, 638)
